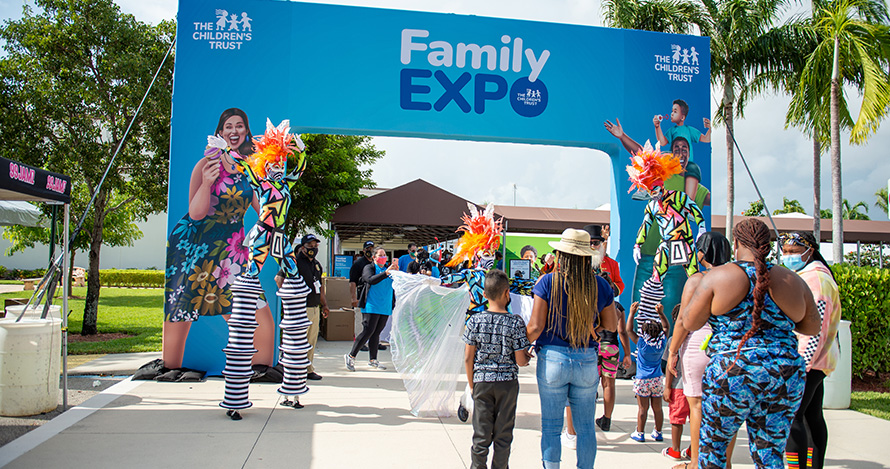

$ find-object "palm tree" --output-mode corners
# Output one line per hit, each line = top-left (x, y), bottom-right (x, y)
(795, 0), (890, 261)
(876, 187), (889, 217)
(602, 0), (708, 33)
(601, 0), (793, 247)
(842, 199), (870, 220)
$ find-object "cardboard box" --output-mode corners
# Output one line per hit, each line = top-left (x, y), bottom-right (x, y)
(321, 308), (355, 341)
(324, 277), (353, 309)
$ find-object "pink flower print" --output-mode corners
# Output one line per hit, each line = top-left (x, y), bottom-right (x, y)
(213, 258), (241, 289)
(226, 229), (248, 265)
(211, 166), (235, 196)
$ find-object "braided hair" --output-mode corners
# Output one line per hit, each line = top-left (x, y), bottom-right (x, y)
(733, 218), (772, 363)
(549, 251), (599, 349)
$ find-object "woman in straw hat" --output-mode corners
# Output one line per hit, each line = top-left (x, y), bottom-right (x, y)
(527, 228), (619, 469)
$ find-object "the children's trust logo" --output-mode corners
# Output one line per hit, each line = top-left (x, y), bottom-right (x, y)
(653, 43), (701, 83)
(191, 9), (254, 50)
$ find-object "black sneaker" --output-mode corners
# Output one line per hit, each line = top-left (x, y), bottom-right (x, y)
(596, 416), (611, 432)
(361, 345), (369, 352)
(378, 344), (388, 351)
(307, 372), (323, 380)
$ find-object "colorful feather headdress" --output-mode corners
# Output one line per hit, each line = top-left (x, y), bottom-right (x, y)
(243, 119), (306, 180)
(446, 203), (503, 267)
(626, 140), (683, 194)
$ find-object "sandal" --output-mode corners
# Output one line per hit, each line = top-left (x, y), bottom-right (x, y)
(681, 447), (692, 460)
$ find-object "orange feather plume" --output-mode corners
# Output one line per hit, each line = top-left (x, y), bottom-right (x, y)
(626, 140), (683, 193)
(241, 119), (303, 179)
(446, 203), (503, 267)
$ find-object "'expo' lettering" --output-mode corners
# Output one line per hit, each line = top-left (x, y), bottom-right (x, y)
(399, 29), (549, 117)
(400, 69), (509, 115)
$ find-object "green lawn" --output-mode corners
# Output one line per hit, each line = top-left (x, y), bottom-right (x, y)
(0, 280), (22, 284)
(1, 287), (163, 355)
(851, 391), (890, 421)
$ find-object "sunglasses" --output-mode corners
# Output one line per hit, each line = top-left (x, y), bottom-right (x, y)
(590, 240), (603, 247)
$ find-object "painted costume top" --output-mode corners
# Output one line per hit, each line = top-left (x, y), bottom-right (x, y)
(164, 160), (253, 322)
(441, 268), (487, 316)
(707, 261), (799, 357)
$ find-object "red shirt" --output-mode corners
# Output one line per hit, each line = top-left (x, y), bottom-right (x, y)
(600, 256), (624, 296)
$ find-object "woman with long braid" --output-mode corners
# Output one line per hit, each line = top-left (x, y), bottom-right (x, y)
(682, 219), (820, 468)
(526, 228), (618, 469)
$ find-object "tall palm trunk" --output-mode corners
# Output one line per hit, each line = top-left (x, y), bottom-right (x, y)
(813, 137), (821, 241)
(830, 37), (843, 263)
(724, 72), (735, 247)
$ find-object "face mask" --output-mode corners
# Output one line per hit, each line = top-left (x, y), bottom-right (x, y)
(478, 255), (495, 270)
(409, 250), (416, 258)
(375, 256), (388, 266)
(782, 248), (810, 271)
(305, 248), (317, 258)
(364, 249), (373, 259)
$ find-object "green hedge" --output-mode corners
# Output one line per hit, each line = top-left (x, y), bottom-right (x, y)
(834, 264), (890, 377)
(93, 269), (165, 288)
(0, 266), (47, 280)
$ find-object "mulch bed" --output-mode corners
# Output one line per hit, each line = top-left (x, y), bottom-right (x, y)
(66, 332), (134, 343)
(852, 371), (890, 393)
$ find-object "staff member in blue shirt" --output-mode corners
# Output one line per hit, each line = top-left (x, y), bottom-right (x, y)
(345, 248), (397, 371)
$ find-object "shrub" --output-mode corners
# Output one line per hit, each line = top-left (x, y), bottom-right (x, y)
(0, 266), (47, 280)
(92, 269), (165, 288)
(834, 264), (890, 377)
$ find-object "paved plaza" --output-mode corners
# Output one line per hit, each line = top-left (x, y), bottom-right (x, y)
(0, 340), (887, 468)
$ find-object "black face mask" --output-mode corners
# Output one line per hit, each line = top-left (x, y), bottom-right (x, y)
(305, 248), (317, 258)
(364, 249), (373, 259)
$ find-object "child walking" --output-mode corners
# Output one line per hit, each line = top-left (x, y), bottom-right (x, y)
(463, 270), (531, 469)
(663, 305), (691, 461)
(626, 301), (669, 443)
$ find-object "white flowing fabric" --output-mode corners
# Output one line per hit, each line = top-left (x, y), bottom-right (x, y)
(390, 272), (470, 417)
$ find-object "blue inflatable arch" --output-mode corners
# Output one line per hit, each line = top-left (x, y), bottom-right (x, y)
(168, 0), (711, 374)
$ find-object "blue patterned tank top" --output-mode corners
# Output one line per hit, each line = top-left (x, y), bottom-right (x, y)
(707, 261), (799, 357)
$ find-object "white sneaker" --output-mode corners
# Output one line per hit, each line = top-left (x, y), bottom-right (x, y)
(369, 359), (386, 370)
(561, 429), (577, 449)
(344, 354), (355, 371)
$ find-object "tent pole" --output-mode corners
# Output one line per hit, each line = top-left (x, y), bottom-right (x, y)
(62, 203), (69, 411)
(49, 205), (57, 265)
(502, 220), (508, 270)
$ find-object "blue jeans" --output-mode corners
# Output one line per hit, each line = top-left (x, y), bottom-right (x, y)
(536, 345), (600, 469)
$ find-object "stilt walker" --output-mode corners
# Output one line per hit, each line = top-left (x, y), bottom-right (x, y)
(627, 141), (704, 345)
(217, 119), (310, 420)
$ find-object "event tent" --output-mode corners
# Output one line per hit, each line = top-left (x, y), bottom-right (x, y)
(0, 156), (73, 409)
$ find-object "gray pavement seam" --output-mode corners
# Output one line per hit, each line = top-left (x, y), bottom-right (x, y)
(241, 395), (280, 468)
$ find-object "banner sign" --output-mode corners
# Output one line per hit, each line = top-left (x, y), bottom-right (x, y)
(1, 157), (71, 204)
(333, 254), (353, 278)
(168, 0), (711, 375)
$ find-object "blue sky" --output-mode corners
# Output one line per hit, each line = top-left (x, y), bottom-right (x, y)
(3, 0), (888, 220)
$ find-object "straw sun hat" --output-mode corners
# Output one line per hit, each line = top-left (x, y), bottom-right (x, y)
(548, 228), (598, 257)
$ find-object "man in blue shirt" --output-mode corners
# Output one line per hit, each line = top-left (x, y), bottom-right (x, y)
(398, 243), (417, 272)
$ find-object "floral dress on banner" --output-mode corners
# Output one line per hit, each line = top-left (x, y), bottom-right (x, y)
(164, 162), (254, 322)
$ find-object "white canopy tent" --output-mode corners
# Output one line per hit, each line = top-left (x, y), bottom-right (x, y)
(0, 200), (44, 227)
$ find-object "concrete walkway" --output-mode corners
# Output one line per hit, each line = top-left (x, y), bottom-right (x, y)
(0, 341), (887, 468)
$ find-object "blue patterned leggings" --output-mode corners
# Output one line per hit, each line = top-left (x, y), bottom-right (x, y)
(699, 351), (805, 468)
